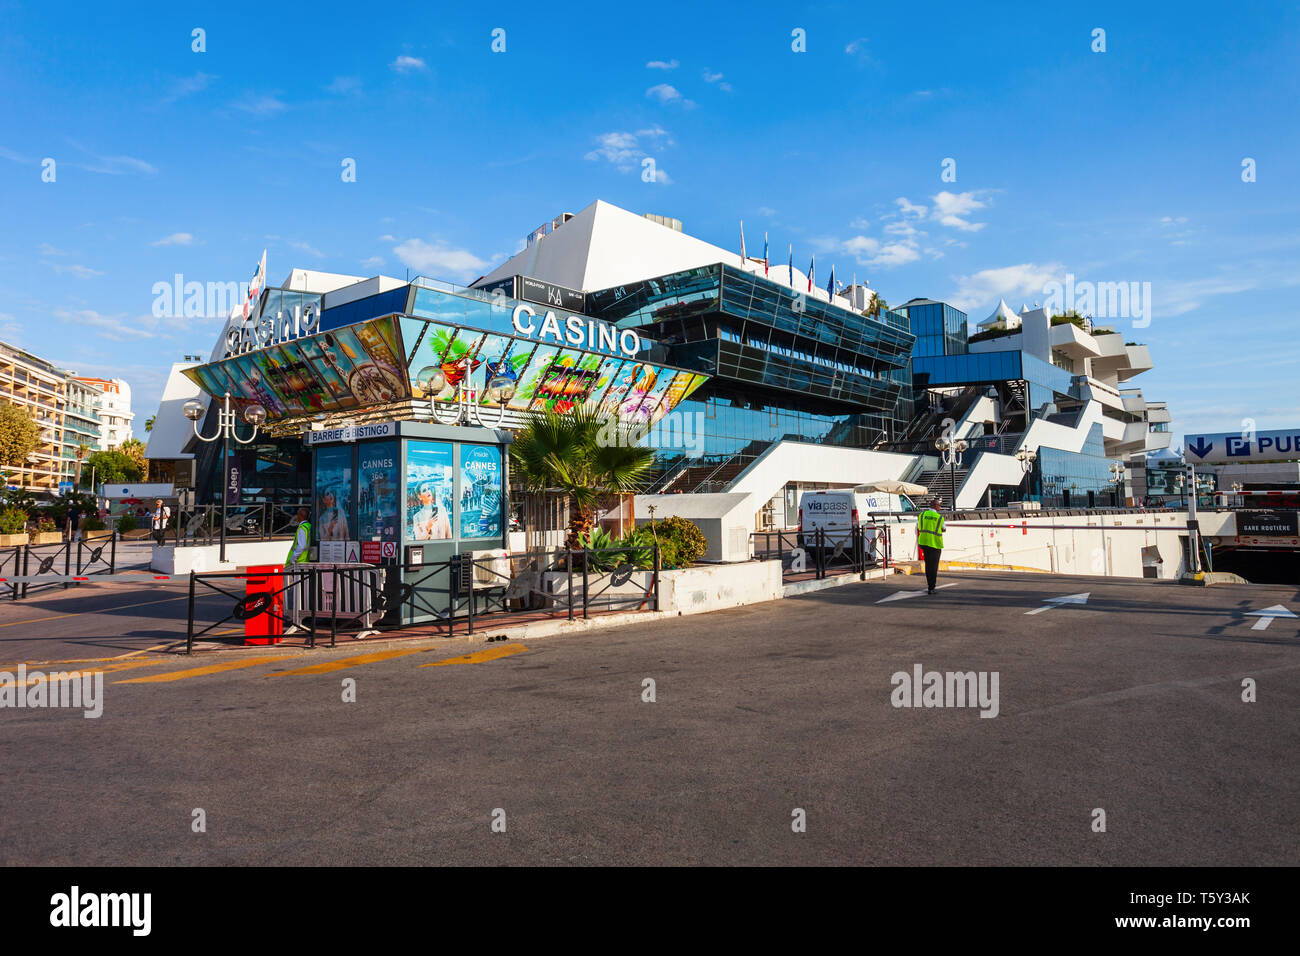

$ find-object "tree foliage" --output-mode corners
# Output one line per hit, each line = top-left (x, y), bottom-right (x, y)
(82, 449), (143, 487)
(0, 401), (41, 467)
(510, 406), (656, 549)
(120, 437), (148, 477)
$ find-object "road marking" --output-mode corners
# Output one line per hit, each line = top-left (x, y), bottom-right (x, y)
(1025, 592), (1091, 615)
(13, 658), (168, 686)
(268, 647), (427, 676)
(115, 656), (284, 683)
(419, 644), (529, 667)
(0, 594), (189, 630)
(1245, 604), (1296, 631)
(876, 583), (958, 604)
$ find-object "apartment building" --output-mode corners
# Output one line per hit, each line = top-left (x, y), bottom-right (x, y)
(0, 340), (133, 494)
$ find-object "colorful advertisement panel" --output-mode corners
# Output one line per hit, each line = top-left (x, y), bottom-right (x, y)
(315, 444), (354, 543)
(459, 444), (503, 539)
(357, 440), (399, 542)
(405, 440), (454, 541)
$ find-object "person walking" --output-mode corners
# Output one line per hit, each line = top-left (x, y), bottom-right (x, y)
(917, 496), (946, 594)
(285, 507), (312, 567)
(150, 498), (171, 546)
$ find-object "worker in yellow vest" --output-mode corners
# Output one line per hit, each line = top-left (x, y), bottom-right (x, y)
(916, 497), (946, 594)
(285, 507), (312, 568)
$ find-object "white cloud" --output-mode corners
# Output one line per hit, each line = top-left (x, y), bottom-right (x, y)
(931, 190), (988, 231)
(585, 127), (674, 177)
(37, 242), (67, 256)
(326, 76), (362, 95)
(759, 207), (778, 217)
(647, 83), (682, 103)
(646, 59), (678, 70)
(844, 236), (880, 256)
(703, 70), (723, 83)
(231, 93), (288, 116)
(152, 232), (194, 247)
(896, 197), (927, 218)
(392, 239), (488, 282)
(391, 55), (427, 73)
(287, 240), (324, 258)
(54, 308), (151, 341)
(869, 242), (922, 268)
(845, 38), (869, 55)
(45, 262), (104, 279)
(360, 256), (385, 270)
(948, 262), (1064, 312)
(161, 72), (216, 105)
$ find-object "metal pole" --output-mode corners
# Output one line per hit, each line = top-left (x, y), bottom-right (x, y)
(1186, 464), (1202, 574)
(466, 554), (475, 635)
(63, 538), (70, 589)
(582, 548), (589, 619)
(653, 543), (661, 611)
(110, 530), (116, 574)
(185, 572), (195, 655)
(566, 550), (574, 621)
(219, 398), (229, 565)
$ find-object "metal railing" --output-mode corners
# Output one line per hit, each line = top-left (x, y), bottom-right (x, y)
(183, 544), (663, 652)
(750, 526), (884, 580)
(3, 533), (117, 598)
(168, 501), (310, 547)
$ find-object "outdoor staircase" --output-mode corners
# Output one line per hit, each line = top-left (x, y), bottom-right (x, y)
(916, 467), (969, 509)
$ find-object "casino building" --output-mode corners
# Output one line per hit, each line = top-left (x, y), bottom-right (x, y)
(156, 198), (1171, 556)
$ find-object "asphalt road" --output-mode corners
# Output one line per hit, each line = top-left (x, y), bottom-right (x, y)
(2, 569), (1297, 865)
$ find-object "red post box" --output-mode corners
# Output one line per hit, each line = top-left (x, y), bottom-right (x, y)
(242, 565), (285, 645)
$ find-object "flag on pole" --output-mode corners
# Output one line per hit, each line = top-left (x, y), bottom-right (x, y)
(826, 264), (836, 298)
(807, 255), (815, 292)
(788, 245), (794, 286)
(242, 249), (266, 321)
(763, 232), (769, 276)
(740, 221), (747, 265)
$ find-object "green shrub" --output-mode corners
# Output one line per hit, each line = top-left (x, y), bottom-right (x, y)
(0, 506), (27, 535)
(82, 515), (106, 532)
(117, 513), (138, 533)
(35, 514), (56, 532)
(655, 515), (708, 567)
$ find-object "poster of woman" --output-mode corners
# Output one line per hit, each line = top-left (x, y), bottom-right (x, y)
(405, 441), (454, 540)
(315, 445), (353, 541)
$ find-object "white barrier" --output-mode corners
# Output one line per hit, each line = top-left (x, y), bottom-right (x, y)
(284, 563), (386, 634)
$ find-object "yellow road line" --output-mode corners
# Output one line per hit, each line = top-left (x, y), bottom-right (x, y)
(0, 594), (189, 630)
(114, 656), (284, 684)
(419, 644), (529, 667)
(12, 658), (168, 686)
(0, 642), (179, 669)
(268, 647), (427, 677)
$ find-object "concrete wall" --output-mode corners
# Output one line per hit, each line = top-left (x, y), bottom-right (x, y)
(543, 559), (783, 615)
(897, 511), (1203, 579)
(657, 560), (785, 615)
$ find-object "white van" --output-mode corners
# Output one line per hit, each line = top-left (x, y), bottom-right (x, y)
(797, 488), (918, 552)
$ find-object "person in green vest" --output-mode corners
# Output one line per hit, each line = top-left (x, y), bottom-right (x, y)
(285, 507), (312, 568)
(916, 497), (946, 594)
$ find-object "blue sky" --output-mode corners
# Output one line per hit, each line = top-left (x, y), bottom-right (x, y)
(1, 0), (1297, 444)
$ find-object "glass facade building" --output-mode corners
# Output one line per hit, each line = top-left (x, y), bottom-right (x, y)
(585, 265), (916, 487)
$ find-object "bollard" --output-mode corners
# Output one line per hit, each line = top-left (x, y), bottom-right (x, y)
(581, 549), (589, 619)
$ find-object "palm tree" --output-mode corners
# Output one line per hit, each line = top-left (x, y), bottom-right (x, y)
(510, 406), (655, 550)
(867, 293), (889, 318)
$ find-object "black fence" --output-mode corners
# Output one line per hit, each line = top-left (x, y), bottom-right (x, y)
(183, 545), (661, 653)
(169, 502), (309, 547)
(0, 533), (118, 599)
(750, 526), (888, 581)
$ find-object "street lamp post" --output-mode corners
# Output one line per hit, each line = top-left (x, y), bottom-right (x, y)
(184, 392), (265, 564)
(1015, 447), (1038, 502)
(934, 435), (969, 510)
(416, 366), (517, 427)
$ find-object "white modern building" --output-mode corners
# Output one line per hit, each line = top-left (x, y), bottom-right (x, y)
(73, 376), (135, 449)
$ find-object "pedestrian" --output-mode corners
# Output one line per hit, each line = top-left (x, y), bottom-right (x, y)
(917, 496), (946, 595)
(150, 498), (171, 546)
(285, 507), (312, 567)
(69, 505), (81, 541)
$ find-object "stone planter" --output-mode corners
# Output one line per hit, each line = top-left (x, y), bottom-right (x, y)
(541, 568), (657, 611)
(0, 533), (29, 547)
(30, 532), (64, 545)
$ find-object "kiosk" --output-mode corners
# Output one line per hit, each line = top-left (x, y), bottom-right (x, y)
(307, 420), (510, 625)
